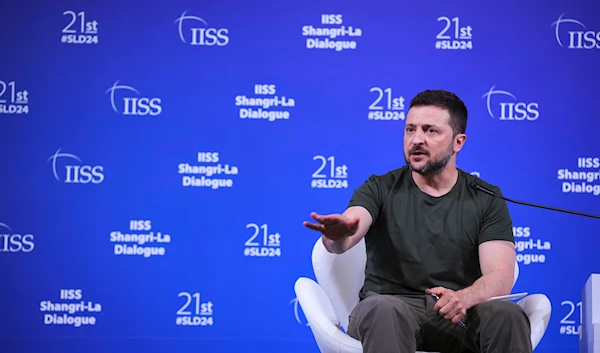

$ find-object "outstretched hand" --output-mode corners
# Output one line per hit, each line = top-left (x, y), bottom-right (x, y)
(303, 212), (359, 241)
(426, 287), (468, 324)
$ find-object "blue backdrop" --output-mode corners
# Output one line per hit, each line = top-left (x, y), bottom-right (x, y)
(1, 0), (599, 352)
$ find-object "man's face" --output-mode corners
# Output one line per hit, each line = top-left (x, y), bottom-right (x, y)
(403, 105), (457, 176)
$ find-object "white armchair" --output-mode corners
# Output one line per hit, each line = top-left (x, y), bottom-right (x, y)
(294, 237), (552, 353)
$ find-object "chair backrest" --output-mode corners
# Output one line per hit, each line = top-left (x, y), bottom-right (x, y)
(311, 237), (366, 331)
(311, 236), (521, 330)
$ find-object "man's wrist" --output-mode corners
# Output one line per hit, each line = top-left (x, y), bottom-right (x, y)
(457, 288), (480, 309)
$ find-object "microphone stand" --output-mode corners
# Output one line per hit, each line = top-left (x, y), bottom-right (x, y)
(469, 182), (600, 220)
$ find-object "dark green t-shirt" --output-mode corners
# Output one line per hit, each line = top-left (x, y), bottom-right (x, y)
(347, 166), (515, 299)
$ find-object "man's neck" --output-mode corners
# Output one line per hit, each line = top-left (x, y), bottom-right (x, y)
(412, 167), (459, 197)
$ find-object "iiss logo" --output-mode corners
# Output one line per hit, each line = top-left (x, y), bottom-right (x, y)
(0, 222), (34, 253)
(106, 80), (162, 116)
(174, 11), (229, 46)
(482, 85), (539, 121)
(48, 148), (104, 184)
(551, 13), (599, 50)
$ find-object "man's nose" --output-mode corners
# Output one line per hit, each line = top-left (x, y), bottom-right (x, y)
(410, 130), (425, 144)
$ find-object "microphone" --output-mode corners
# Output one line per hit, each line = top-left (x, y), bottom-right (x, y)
(469, 181), (600, 220)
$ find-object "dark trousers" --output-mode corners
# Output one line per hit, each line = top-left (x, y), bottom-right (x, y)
(347, 291), (532, 353)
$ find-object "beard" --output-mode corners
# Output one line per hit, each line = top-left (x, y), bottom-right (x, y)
(405, 142), (454, 177)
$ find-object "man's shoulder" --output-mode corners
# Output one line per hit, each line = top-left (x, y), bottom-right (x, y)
(365, 165), (410, 187)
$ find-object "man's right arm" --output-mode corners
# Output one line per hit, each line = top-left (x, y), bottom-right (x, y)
(317, 173), (385, 253)
(321, 206), (373, 254)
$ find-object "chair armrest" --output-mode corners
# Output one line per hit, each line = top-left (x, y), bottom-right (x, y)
(295, 277), (363, 353)
(517, 294), (552, 350)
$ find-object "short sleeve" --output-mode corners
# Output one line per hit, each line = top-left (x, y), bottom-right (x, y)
(347, 174), (385, 223)
(478, 186), (515, 245)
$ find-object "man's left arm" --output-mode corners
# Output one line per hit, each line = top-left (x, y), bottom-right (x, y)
(457, 239), (516, 309)
(428, 185), (516, 323)
(429, 240), (516, 323)
(457, 185), (517, 308)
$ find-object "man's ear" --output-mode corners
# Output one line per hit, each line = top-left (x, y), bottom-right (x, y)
(454, 134), (467, 153)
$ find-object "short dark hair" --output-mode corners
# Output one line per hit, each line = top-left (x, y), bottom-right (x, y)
(409, 90), (468, 136)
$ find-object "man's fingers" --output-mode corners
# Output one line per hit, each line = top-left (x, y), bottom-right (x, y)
(426, 287), (445, 296)
(439, 303), (465, 322)
(311, 213), (339, 225)
(434, 297), (450, 312)
(438, 300), (457, 316)
(303, 221), (324, 232)
(451, 313), (465, 323)
(432, 293), (450, 311)
(311, 212), (330, 223)
(443, 305), (459, 320)
(438, 302), (449, 315)
(425, 287), (466, 323)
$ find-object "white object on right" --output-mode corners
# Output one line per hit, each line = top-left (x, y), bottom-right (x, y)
(580, 274), (600, 353)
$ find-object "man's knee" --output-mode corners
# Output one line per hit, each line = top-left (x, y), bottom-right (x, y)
(349, 294), (417, 337)
(472, 301), (533, 353)
(475, 300), (530, 327)
(353, 294), (414, 321)
(348, 294), (422, 351)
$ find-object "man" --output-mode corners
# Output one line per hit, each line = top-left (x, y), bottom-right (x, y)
(303, 90), (531, 353)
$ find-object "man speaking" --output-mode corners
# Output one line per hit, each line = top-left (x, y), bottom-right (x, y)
(303, 90), (532, 353)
